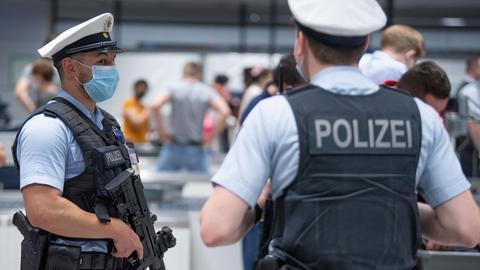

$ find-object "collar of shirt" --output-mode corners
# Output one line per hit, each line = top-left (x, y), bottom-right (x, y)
(310, 66), (380, 95)
(57, 90), (104, 129)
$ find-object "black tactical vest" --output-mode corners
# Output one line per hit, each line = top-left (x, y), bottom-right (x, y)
(12, 97), (131, 214)
(265, 85), (422, 270)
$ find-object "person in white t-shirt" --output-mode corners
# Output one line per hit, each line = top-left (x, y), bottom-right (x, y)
(360, 24), (425, 85)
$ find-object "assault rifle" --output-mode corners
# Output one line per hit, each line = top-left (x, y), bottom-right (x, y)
(105, 168), (176, 270)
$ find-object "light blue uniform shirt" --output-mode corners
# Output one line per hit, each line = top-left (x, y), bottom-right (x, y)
(17, 90), (108, 252)
(212, 66), (470, 209)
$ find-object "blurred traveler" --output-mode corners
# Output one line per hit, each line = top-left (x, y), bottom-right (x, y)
(240, 54), (306, 125)
(238, 66), (271, 119)
(152, 61), (230, 172)
(212, 74), (232, 152)
(457, 56), (480, 177)
(360, 24), (425, 85)
(456, 56), (480, 98)
(122, 79), (151, 143)
(15, 58), (59, 113)
(398, 61), (451, 113)
(212, 74), (231, 104)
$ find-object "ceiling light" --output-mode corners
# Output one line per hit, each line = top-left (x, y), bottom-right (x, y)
(441, 18), (466, 27)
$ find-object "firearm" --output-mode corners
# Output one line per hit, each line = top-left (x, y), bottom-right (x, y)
(12, 211), (50, 270)
(105, 168), (176, 270)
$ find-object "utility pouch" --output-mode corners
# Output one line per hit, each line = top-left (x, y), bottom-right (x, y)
(254, 257), (303, 270)
(45, 244), (81, 270)
(12, 211), (50, 270)
(254, 257), (282, 270)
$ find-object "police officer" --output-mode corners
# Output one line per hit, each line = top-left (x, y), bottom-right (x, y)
(13, 13), (143, 269)
(200, 1), (480, 269)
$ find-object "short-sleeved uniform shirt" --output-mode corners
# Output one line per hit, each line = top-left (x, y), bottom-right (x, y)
(359, 50), (408, 85)
(16, 90), (108, 252)
(458, 80), (480, 121)
(122, 97), (149, 143)
(167, 79), (218, 143)
(212, 66), (470, 209)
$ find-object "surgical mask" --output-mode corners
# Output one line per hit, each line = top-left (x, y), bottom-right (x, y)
(73, 59), (119, 103)
(135, 91), (146, 100)
(295, 56), (309, 82)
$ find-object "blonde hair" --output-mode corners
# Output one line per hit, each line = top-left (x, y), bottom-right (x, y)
(183, 61), (202, 78)
(381, 25), (426, 59)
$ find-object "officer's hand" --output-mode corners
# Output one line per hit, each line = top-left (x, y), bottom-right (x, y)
(258, 181), (271, 209)
(425, 239), (452, 251)
(110, 219), (144, 260)
(203, 135), (213, 148)
(160, 133), (172, 144)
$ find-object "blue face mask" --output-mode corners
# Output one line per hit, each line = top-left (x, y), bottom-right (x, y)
(74, 60), (119, 103)
(295, 57), (309, 82)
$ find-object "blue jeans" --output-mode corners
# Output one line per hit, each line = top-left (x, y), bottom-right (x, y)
(242, 223), (263, 270)
(156, 143), (210, 173)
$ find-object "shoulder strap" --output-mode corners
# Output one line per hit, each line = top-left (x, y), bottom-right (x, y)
(49, 97), (114, 144)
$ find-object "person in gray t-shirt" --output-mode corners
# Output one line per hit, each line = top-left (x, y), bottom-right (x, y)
(152, 61), (230, 172)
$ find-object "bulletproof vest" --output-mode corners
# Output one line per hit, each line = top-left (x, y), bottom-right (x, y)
(268, 85), (422, 270)
(12, 97), (131, 213)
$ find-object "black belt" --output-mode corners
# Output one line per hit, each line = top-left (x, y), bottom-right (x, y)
(79, 253), (122, 270)
(171, 138), (202, 146)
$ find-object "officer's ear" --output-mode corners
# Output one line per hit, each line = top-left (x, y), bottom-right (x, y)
(295, 30), (307, 58)
(363, 36), (371, 53)
(60, 57), (79, 79)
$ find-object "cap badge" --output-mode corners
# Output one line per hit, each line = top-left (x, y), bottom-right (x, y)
(103, 32), (109, 39)
(103, 18), (112, 32)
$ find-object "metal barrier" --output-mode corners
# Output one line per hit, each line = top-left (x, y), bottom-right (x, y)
(418, 250), (480, 270)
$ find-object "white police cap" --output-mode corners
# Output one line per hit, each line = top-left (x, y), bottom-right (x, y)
(38, 13), (121, 62)
(288, 0), (387, 48)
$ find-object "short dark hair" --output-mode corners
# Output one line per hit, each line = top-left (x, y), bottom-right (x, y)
(134, 79), (148, 89)
(32, 59), (54, 82)
(397, 61), (451, 99)
(466, 56), (480, 72)
(214, 74), (229, 85)
(53, 52), (88, 80)
(273, 54), (306, 88)
(302, 31), (366, 65)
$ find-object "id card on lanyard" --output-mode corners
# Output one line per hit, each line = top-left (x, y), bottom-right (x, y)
(112, 127), (140, 173)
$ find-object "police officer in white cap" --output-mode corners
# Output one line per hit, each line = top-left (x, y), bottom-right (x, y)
(200, 1), (480, 269)
(12, 13), (143, 269)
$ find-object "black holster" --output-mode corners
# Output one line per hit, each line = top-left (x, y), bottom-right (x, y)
(13, 211), (50, 270)
(254, 257), (282, 270)
(254, 257), (301, 270)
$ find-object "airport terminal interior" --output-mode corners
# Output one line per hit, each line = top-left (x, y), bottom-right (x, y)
(1, 0), (480, 269)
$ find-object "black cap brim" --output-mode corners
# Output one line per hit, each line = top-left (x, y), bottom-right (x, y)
(52, 32), (122, 64)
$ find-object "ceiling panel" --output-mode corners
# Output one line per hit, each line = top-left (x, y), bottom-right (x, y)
(54, 0), (480, 28)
